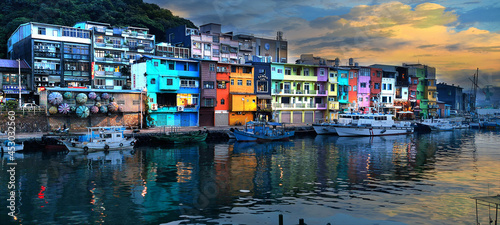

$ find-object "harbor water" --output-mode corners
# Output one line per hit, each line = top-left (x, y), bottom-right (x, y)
(1, 129), (500, 224)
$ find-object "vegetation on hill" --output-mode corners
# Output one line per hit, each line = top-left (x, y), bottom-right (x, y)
(0, 0), (196, 58)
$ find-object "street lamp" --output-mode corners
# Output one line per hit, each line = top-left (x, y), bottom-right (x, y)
(17, 59), (21, 108)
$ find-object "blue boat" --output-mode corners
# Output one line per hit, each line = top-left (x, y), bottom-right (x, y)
(231, 121), (295, 142)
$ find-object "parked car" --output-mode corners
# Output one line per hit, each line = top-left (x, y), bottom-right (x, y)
(21, 103), (39, 111)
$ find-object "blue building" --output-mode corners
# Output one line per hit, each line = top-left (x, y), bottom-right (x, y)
(131, 56), (200, 127)
(251, 62), (272, 120)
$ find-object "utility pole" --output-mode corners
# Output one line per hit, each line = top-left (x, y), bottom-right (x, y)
(17, 59), (21, 108)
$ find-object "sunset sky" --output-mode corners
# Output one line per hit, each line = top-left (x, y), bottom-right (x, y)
(147, 0), (500, 89)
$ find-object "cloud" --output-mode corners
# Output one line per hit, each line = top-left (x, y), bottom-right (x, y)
(145, 0), (500, 86)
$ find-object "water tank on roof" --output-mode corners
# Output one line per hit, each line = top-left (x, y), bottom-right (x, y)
(349, 58), (354, 66)
(335, 58), (340, 66)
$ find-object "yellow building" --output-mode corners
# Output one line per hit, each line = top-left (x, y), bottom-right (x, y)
(229, 64), (256, 125)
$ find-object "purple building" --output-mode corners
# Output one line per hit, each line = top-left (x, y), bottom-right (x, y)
(357, 67), (371, 112)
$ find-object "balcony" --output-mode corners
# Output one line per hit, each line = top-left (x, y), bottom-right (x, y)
(272, 103), (327, 110)
(328, 101), (340, 110)
(34, 69), (61, 75)
(34, 52), (61, 58)
(182, 104), (199, 112)
(257, 103), (272, 111)
(272, 89), (319, 95)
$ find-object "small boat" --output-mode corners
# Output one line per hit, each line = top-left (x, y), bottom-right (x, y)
(1, 140), (24, 153)
(154, 130), (208, 144)
(421, 119), (454, 131)
(231, 121), (295, 142)
(63, 126), (136, 152)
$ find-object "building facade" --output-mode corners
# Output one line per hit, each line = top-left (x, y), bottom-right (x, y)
(0, 59), (31, 104)
(229, 64), (256, 125)
(357, 67), (371, 112)
(131, 56), (200, 127)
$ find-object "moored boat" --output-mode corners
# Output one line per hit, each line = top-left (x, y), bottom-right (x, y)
(63, 126), (135, 152)
(153, 130), (208, 144)
(231, 121), (295, 142)
(1, 140), (24, 153)
(334, 114), (413, 137)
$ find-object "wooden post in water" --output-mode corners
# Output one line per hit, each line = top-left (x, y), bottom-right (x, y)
(299, 218), (305, 225)
(278, 214), (283, 225)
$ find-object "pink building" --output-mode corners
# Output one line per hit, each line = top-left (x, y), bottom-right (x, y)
(357, 67), (371, 112)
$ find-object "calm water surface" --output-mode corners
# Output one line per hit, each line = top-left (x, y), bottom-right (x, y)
(1, 130), (500, 225)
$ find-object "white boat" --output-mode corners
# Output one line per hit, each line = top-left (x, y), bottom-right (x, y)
(334, 114), (414, 137)
(312, 113), (358, 135)
(63, 126), (136, 152)
(421, 119), (454, 131)
(1, 140), (24, 152)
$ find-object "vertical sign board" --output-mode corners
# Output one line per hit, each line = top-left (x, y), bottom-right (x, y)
(91, 62), (95, 80)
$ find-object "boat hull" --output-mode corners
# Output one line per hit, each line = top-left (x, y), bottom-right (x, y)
(312, 124), (338, 135)
(335, 126), (413, 137)
(64, 139), (135, 152)
(154, 132), (208, 144)
(233, 130), (295, 142)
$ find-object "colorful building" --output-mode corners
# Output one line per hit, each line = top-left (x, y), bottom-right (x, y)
(369, 67), (382, 112)
(271, 63), (326, 123)
(199, 60), (217, 126)
(357, 67), (371, 112)
(229, 64), (256, 125)
(215, 63), (231, 126)
(131, 56), (199, 127)
(337, 68), (350, 112)
(348, 68), (359, 108)
(251, 62), (272, 121)
(326, 68), (339, 120)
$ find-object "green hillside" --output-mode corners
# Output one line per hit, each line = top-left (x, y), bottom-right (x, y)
(0, 0), (196, 58)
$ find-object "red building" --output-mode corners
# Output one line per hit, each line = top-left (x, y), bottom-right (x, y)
(348, 68), (359, 107)
(369, 67), (383, 110)
(215, 63), (231, 126)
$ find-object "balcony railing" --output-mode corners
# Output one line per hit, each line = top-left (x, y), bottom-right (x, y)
(271, 89), (319, 95)
(272, 103), (327, 110)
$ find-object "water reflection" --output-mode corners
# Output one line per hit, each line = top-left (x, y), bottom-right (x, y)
(1, 130), (499, 225)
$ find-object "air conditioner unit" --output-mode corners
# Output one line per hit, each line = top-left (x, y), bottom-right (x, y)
(237, 112), (243, 115)
(42, 77), (49, 81)
(35, 77), (41, 81)
(177, 105), (184, 111)
(49, 83), (55, 87)
(151, 103), (158, 110)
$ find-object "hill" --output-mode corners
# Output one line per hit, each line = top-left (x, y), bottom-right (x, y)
(0, 0), (196, 58)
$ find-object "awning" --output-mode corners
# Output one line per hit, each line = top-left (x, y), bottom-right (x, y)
(256, 95), (272, 99)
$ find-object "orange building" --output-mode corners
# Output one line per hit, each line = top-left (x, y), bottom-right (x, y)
(348, 68), (359, 107)
(229, 64), (256, 125)
(215, 63), (231, 126)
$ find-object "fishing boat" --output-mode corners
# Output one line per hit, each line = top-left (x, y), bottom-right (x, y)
(1, 140), (24, 153)
(231, 121), (295, 142)
(313, 113), (379, 135)
(420, 119), (454, 131)
(334, 114), (414, 137)
(63, 126), (136, 152)
(153, 130), (208, 144)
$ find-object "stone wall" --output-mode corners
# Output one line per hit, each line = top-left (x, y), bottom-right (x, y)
(48, 113), (140, 131)
(0, 112), (49, 133)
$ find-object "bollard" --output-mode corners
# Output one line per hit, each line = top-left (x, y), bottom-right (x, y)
(279, 214), (283, 225)
(299, 218), (305, 225)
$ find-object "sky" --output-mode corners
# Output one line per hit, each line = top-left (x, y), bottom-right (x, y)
(146, 0), (500, 89)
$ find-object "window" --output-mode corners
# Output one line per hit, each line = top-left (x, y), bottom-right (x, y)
(217, 81), (226, 89)
(95, 79), (105, 85)
(231, 79), (234, 85)
(413, 79), (418, 84)
(329, 73), (336, 78)
(114, 80), (124, 86)
(388, 96), (392, 102)
(359, 97), (363, 102)
(167, 79), (173, 85)
(341, 73), (347, 78)
(168, 63), (174, 70)
(353, 85), (357, 91)
(320, 68), (325, 76)
(388, 84), (392, 90)
(154, 62), (158, 67)
(38, 28), (46, 35)
(360, 83), (366, 88)
(382, 96), (388, 103)
(277, 69), (283, 74)
(151, 78), (156, 84)
(350, 72), (353, 78)
(204, 81), (214, 89)
(377, 72), (381, 77)
(246, 80), (251, 86)
(304, 68), (309, 76)
(382, 83), (387, 90)
(184, 64), (188, 71)
(259, 69), (266, 74)
(285, 67), (291, 75)
(221, 99), (225, 105)
(374, 83), (380, 89)
(272, 67), (276, 72)
(411, 91), (416, 96)
(209, 64), (215, 71)
(180, 79), (197, 88)
(237, 80), (242, 85)
(213, 36), (219, 43)
(231, 66), (237, 73)
(330, 84), (335, 92)
(257, 81), (267, 92)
